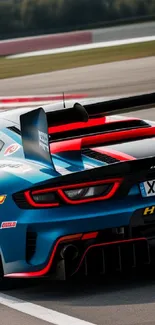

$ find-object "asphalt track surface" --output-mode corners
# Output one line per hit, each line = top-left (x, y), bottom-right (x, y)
(0, 57), (155, 97)
(92, 21), (155, 42)
(1, 56), (155, 325)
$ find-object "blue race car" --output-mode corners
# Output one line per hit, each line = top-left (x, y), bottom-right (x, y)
(0, 92), (155, 282)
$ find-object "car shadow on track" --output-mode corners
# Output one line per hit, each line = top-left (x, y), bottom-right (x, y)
(1, 266), (155, 308)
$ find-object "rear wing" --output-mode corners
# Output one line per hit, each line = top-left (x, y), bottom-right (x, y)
(20, 92), (155, 170)
(84, 92), (155, 117)
(47, 92), (155, 141)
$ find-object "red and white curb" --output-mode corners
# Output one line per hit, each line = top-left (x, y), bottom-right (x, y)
(0, 94), (88, 109)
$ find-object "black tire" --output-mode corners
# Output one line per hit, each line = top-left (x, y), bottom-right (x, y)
(0, 255), (14, 290)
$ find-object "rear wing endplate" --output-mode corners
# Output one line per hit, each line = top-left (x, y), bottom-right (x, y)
(20, 104), (88, 170)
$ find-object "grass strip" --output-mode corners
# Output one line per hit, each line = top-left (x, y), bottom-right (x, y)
(0, 41), (155, 79)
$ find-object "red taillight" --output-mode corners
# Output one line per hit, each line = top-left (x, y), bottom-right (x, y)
(58, 179), (122, 204)
(24, 190), (60, 208)
(24, 178), (122, 208)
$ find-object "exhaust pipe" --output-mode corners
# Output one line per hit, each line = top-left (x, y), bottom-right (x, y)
(60, 244), (79, 260)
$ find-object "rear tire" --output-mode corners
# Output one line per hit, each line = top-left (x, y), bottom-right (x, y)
(0, 255), (12, 290)
(0, 255), (6, 289)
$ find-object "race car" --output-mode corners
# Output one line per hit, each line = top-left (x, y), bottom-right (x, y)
(0, 92), (155, 281)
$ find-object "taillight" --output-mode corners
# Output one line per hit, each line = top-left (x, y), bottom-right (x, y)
(23, 178), (122, 208)
(33, 192), (57, 204)
(64, 184), (113, 200)
(24, 190), (59, 208)
(59, 179), (121, 204)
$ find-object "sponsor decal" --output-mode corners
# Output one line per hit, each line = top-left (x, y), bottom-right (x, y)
(55, 165), (72, 175)
(16, 164), (32, 173)
(0, 163), (21, 168)
(0, 160), (32, 174)
(143, 206), (155, 215)
(1, 221), (17, 229)
(0, 195), (6, 204)
(4, 143), (21, 156)
(38, 130), (49, 152)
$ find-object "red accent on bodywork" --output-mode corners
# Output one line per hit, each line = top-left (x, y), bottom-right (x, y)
(93, 147), (136, 161)
(50, 139), (82, 154)
(82, 232), (98, 240)
(5, 233), (83, 278)
(82, 127), (155, 147)
(50, 127), (155, 156)
(5, 236), (146, 278)
(48, 117), (106, 134)
(48, 117), (138, 135)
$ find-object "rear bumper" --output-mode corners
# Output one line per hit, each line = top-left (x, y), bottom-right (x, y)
(3, 194), (155, 278)
(5, 232), (155, 279)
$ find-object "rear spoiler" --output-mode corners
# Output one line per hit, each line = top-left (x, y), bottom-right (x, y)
(84, 92), (155, 117)
(45, 92), (155, 125)
(20, 92), (155, 170)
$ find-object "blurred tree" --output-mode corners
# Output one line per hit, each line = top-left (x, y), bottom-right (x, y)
(21, 0), (64, 30)
(0, 0), (20, 35)
(0, 0), (154, 39)
(21, 0), (38, 28)
(61, 0), (111, 28)
(147, 0), (155, 14)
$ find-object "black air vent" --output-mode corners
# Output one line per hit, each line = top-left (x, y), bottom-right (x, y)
(49, 119), (150, 141)
(82, 148), (118, 164)
(26, 230), (37, 262)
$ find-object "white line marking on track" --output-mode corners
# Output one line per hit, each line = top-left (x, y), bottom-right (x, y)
(0, 293), (97, 325)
